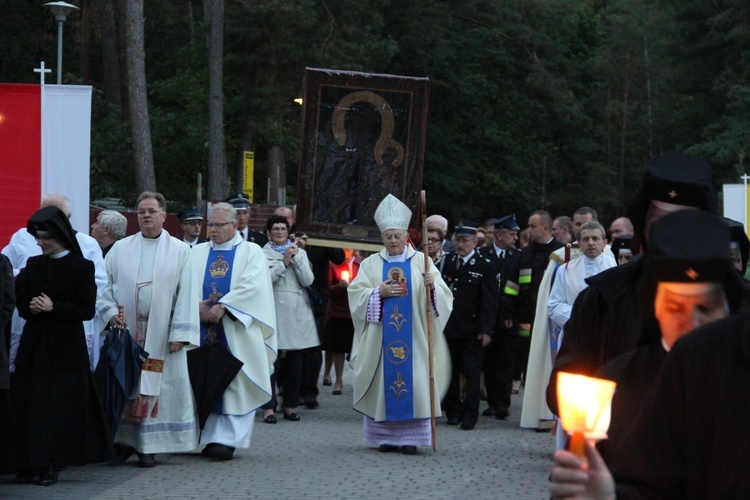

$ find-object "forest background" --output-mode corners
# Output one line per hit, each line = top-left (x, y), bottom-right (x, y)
(1, 0), (748, 225)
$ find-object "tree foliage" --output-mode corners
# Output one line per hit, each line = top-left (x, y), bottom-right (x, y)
(1, 0), (748, 223)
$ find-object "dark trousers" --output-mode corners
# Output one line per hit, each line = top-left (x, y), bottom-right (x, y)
(262, 349), (305, 411)
(443, 337), (484, 426)
(261, 357), (280, 411)
(484, 330), (520, 412)
(514, 336), (531, 381)
(299, 311), (325, 401)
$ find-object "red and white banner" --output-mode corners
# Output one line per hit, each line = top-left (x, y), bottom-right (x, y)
(0, 83), (92, 246)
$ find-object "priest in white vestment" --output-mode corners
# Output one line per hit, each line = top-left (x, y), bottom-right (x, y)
(348, 194), (453, 455)
(548, 222), (616, 328)
(98, 192), (199, 468)
(546, 221), (615, 448)
(521, 222), (615, 431)
(189, 203), (277, 461)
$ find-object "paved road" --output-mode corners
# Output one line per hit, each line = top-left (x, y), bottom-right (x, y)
(1, 367), (554, 499)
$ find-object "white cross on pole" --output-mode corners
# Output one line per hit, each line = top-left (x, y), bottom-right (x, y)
(34, 61), (52, 85)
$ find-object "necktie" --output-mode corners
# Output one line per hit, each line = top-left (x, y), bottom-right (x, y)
(457, 258), (463, 271)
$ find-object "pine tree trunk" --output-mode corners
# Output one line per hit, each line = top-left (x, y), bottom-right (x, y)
(122, 0), (156, 193)
(96, 0), (121, 109)
(204, 0), (228, 201)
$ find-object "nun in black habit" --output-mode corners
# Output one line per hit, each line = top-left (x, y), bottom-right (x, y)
(594, 210), (748, 464)
(10, 206), (111, 486)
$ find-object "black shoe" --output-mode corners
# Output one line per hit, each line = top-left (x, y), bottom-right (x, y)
(332, 389), (342, 395)
(283, 411), (300, 421)
(400, 445), (418, 455)
(378, 444), (400, 453)
(37, 466), (58, 486)
(264, 414), (277, 424)
(137, 453), (156, 468)
(460, 421), (476, 430)
(212, 444), (235, 461)
(111, 444), (135, 465)
(446, 417), (459, 426)
(14, 470), (38, 483)
(495, 408), (510, 420)
(322, 378), (333, 386)
(305, 397), (319, 409)
(201, 443), (220, 457)
(482, 407), (496, 417)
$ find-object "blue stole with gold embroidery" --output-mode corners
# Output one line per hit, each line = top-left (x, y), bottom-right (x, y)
(381, 260), (414, 421)
(200, 247), (238, 348)
(201, 246), (237, 413)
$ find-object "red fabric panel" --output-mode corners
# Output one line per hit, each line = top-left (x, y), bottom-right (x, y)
(0, 84), (41, 247)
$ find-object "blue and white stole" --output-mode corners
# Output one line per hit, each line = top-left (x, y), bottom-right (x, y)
(201, 246), (238, 413)
(201, 246), (238, 348)
(381, 260), (414, 421)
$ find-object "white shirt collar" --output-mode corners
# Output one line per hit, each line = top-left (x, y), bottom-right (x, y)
(459, 250), (476, 264)
(386, 246), (408, 263)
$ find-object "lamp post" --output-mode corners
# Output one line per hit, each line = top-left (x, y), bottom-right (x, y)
(43, 1), (80, 85)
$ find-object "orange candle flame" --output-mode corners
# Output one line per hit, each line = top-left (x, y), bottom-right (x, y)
(341, 270), (350, 282)
(557, 372), (616, 457)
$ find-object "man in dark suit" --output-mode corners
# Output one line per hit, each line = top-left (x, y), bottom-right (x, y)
(177, 208), (206, 247)
(226, 194), (268, 246)
(479, 214), (521, 419)
(441, 225), (497, 430)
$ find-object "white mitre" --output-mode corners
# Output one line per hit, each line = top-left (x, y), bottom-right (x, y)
(374, 194), (412, 232)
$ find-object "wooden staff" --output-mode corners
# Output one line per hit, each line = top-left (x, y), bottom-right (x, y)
(420, 190), (437, 451)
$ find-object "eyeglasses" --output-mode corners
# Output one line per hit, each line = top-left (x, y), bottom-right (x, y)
(137, 209), (163, 216)
(206, 222), (233, 229)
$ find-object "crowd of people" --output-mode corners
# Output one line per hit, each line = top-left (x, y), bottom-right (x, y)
(1, 152), (748, 496)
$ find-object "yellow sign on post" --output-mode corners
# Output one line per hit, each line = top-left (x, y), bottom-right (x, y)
(243, 151), (255, 201)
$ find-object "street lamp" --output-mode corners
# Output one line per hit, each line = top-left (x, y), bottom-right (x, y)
(43, 1), (80, 85)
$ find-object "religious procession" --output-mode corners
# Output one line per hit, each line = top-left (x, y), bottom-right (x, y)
(2, 2), (750, 498)
(2, 150), (750, 499)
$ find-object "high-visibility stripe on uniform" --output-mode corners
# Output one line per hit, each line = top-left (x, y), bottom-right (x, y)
(504, 281), (519, 296)
(519, 327), (531, 338)
(519, 268), (532, 285)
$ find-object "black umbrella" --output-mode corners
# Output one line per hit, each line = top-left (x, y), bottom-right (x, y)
(93, 326), (149, 438)
(187, 343), (244, 430)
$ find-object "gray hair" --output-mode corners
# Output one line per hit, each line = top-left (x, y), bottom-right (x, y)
(210, 202), (237, 222)
(579, 220), (606, 240)
(41, 193), (72, 217)
(426, 215), (449, 232)
(99, 210), (128, 240)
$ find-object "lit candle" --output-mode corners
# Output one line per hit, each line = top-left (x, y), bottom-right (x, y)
(341, 270), (350, 282)
(557, 372), (616, 458)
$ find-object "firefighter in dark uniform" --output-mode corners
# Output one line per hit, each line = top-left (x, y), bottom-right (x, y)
(504, 210), (562, 404)
(441, 225), (498, 430)
(177, 208), (207, 247)
(478, 214), (521, 419)
(226, 194), (268, 246)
